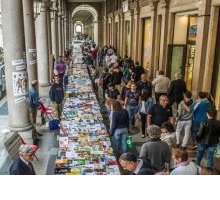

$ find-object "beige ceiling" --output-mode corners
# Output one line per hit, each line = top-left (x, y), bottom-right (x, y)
(68, 0), (104, 2)
(72, 9), (94, 22)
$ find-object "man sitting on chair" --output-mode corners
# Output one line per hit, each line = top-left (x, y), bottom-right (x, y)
(10, 144), (36, 175)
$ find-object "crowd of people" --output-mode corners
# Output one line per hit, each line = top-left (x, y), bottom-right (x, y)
(9, 33), (220, 175)
(81, 42), (220, 175)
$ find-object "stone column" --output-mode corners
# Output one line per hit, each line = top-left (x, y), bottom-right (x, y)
(98, 18), (103, 47)
(149, 2), (158, 78)
(154, 14), (162, 73)
(120, 13), (125, 57)
(93, 20), (98, 45)
(203, 3), (219, 92)
(22, 0), (38, 88)
(35, 3), (50, 86)
(66, 15), (69, 48)
(192, 0), (211, 96)
(130, 11), (134, 58)
(137, 16), (143, 63)
(133, 8), (140, 61)
(62, 19), (66, 50)
(159, 1), (169, 72)
(1, 0), (33, 134)
(112, 15), (116, 48)
(47, 10), (53, 81)
(51, 13), (58, 60)
(58, 16), (63, 56)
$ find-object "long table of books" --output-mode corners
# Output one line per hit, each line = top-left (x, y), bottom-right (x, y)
(54, 60), (120, 175)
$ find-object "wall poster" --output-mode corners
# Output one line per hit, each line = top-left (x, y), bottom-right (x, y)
(12, 71), (28, 96)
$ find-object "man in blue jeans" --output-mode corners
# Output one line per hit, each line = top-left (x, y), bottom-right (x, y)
(196, 108), (220, 168)
(124, 83), (140, 128)
(191, 92), (212, 149)
(110, 101), (129, 156)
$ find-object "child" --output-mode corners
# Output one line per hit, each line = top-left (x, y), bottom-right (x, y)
(160, 121), (176, 149)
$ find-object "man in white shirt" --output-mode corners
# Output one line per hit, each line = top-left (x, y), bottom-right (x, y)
(152, 71), (171, 102)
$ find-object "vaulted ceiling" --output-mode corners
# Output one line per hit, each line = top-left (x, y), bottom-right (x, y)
(72, 9), (94, 23)
(67, 0), (104, 2)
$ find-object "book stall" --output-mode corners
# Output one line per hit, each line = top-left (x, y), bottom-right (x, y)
(54, 52), (120, 175)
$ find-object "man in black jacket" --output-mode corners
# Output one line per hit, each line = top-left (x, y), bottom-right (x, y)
(119, 152), (155, 175)
(196, 108), (220, 168)
(10, 144), (36, 175)
(135, 61), (145, 81)
(49, 75), (64, 119)
(167, 72), (187, 106)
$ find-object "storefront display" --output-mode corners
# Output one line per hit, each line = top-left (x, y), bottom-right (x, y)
(168, 14), (198, 90)
(54, 52), (120, 175)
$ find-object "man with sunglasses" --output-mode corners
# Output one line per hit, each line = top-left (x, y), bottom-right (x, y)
(10, 144), (36, 175)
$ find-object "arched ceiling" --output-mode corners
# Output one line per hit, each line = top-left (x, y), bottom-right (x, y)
(68, 0), (103, 2)
(72, 10), (94, 23)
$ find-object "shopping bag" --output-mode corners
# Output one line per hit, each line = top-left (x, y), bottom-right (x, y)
(214, 143), (220, 158)
(126, 136), (134, 149)
(49, 119), (60, 130)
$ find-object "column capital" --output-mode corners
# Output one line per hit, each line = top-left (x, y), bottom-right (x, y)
(119, 12), (124, 20)
(198, 0), (211, 16)
(159, 0), (170, 9)
(134, 7), (140, 16)
(130, 10), (134, 18)
(149, 1), (159, 11)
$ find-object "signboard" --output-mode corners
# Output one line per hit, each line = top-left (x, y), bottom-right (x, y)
(122, 0), (129, 13)
(4, 132), (22, 161)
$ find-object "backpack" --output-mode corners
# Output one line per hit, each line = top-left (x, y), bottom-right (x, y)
(49, 119), (60, 130)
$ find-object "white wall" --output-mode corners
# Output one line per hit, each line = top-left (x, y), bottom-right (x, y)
(0, 2), (3, 48)
(173, 15), (188, 44)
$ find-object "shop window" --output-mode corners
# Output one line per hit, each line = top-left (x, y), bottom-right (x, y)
(167, 45), (187, 80)
(168, 14), (197, 90)
(75, 24), (82, 33)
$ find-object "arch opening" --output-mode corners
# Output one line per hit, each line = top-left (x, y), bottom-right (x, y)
(72, 5), (98, 44)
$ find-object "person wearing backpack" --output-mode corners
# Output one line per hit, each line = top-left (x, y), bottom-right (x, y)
(119, 152), (155, 175)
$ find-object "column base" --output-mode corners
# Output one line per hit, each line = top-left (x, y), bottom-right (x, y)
(9, 124), (34, 144)
(39, 83), (51, 87)
(15, 129), (34, 145)
(9, 123), (33, 132)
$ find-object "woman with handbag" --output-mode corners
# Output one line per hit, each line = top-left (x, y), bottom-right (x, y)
(109, 101), (129, 156)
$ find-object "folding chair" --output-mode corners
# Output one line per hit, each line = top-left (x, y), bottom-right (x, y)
(38, 102), (54, 124)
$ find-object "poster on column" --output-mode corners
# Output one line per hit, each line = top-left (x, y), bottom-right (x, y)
(12, 71), (28, 96)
